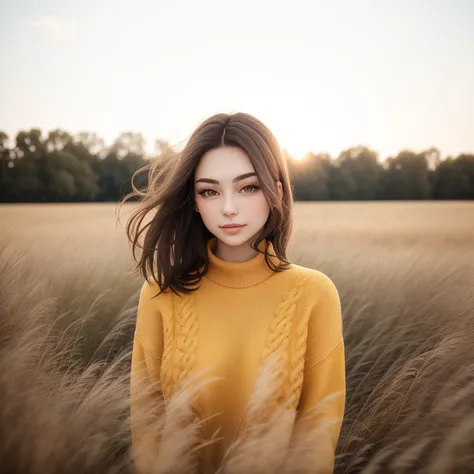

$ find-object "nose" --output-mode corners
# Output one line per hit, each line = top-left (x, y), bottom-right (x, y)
(222, 193), (238, 217)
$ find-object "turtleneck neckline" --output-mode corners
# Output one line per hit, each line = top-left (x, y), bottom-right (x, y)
(205, 236), (281, 288)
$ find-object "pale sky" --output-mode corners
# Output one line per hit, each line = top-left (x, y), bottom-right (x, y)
(1, 0), (473, 160)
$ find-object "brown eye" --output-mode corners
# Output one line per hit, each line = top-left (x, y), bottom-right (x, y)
(198, 188), (217, 197)
(241, 184), (261, 193)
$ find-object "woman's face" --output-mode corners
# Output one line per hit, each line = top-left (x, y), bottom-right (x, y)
(194, 146), (272, 247)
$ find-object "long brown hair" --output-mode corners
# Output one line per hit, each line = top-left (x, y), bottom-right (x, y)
(119, 112), (294, 295)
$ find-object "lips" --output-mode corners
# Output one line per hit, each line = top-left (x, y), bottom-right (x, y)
(220, 224), (245, 228)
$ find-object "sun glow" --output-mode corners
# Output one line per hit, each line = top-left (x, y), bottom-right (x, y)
(283, 145), (309, 162)
(270, 119), (313, 163)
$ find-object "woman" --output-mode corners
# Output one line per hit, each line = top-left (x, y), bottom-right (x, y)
(124, 112), (345, 473)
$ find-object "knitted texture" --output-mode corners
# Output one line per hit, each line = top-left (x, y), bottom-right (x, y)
(161, 293), (200, 401)
(238, 273), (310, 433)
(163, 293), (207, 467)
(160, 303), (175, 402)
(269, 273), (308, 407)
(286, 274), (314, 410)
(159, 273), (311, 463)
(175, 294), (200, 388)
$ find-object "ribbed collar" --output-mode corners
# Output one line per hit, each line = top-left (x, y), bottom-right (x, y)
(204, 236), (281, 288)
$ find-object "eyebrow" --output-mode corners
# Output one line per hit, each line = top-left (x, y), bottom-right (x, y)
(195, 172), (257, 185)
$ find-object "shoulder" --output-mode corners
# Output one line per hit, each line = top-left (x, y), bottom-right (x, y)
(291, 266), (344, 361)
(135, 278), (173, 344)
(285, 263), (340, 306)
(138, 275), (177, 302)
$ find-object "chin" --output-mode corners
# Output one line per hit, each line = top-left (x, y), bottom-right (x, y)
(217, 228), (262, 247)
(217, 235), (247, 247)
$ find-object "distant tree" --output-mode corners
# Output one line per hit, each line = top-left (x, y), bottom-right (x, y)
(2, 126), (473, 203)
(98, 138), (148, 201)
(328, 163), (357, 201)
(111, 132), (146, 158)
(9, 129), (47, 201)
(8, 158), (46, 202)
(67, 133), (105, 178)
(433, 154), (474, 199)
(381, 151), (431, 199)
(15, 129), (44, 158)
(41, 130), (101, 201)
(289, 153), (332, 200)
(73, 132), (106, 157)
(0, 131), (12, 201)
(423, 147), (441, 171)
(45, 129), (74, 152)
(333, 146), (383, 200)
(44, 151), (100, 201)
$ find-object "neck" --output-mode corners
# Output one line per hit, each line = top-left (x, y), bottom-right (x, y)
(213, 237), (260, 263)
(205, 236), (282, 288)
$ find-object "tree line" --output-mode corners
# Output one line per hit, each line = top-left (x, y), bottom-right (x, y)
(0, 129), (473, 203)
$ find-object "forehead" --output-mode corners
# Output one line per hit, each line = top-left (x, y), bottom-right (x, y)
(195, 146), (255, 180)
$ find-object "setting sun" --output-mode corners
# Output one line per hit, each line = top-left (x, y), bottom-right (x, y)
(286, 148), (308, 161)
(281, 142), (313, 161)
(270, 121), (314, 162)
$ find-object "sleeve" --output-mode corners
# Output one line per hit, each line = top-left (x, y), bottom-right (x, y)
(130, 281), (166, 474)
(295, 274), (346, 473)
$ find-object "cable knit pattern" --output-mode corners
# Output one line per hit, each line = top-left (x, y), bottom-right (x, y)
(175, 294), (200, 387)
(257, 273), (309, 423)
(161, 293), (200, 403)
(160, 303), (175, 403)
(286, 274), (313, 410)
(161, 292), (205, 470)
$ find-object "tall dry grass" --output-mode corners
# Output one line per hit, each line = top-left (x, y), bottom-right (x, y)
(1, 201), (473, 473)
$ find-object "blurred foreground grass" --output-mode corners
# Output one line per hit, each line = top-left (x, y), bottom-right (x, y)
(1, 201), (473, 473)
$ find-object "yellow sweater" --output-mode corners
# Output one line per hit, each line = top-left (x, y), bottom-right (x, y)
(130, 237), (346, 473)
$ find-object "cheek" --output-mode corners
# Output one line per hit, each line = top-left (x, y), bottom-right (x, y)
(247, 193), (270, 218)
(196, 197), (217, 222)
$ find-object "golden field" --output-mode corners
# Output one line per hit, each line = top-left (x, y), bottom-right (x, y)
(1, 201), (473, 474)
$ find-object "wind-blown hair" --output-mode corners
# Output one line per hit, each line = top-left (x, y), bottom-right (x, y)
(119, 112), (294, 295)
